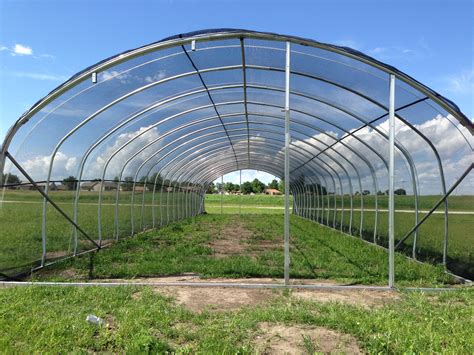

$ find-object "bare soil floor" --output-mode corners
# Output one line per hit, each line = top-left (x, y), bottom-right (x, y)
(254, 322), (362, 354)
(208, 219), (278, 258)
(103, 275), (400, 312)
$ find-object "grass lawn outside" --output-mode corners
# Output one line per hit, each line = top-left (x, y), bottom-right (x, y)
(0, 285), (472, 353)
(31, 214), (453, 287)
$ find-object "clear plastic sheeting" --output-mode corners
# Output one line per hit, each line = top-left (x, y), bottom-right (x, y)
(0, 29), (472, 279)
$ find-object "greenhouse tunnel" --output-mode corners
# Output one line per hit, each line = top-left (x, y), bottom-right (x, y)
(0, 29), (473, 281)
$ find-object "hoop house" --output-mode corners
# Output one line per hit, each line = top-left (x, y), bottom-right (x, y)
(1, 29), (472, 282)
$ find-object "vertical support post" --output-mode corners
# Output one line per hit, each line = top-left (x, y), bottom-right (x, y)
(0, 150), (6, 186)
(220, 175), (223, 215)
(239, 169), (242, 216)
(284, 41), (291, 286)
(388, 74), (396, 288)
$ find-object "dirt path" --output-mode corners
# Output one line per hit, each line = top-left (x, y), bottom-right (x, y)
(254, 322), (362, 354)
(207, 219), (278, 258)
(114, 276), (400, 312)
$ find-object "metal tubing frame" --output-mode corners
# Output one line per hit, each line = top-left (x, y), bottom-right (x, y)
(3, 31), (466, 278)
(150, 158), (328, 243)
(141, 121), (349, 225)
(39, 70), (422, 253)
(149, 117), (365, 236)
(163, 136), (337, 195)
(388, 74), (396, 288)
(54, 78), (411, 251)
(111, 110), (378, 239)
(166, 146), (308, 190)
(84, 98), (388, 253)
(105, 115), (366, 237)
(284, 41), (291, 285)
(133, 133), (309, 218)
(1, 45), (460, 263)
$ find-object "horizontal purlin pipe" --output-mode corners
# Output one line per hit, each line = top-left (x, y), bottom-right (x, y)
(5, 152), (100, 249)
(395, 163), (473, 249)
(0, 280), (465, 292)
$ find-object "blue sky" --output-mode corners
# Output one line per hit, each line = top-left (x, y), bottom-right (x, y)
(0, 0), (472, 184)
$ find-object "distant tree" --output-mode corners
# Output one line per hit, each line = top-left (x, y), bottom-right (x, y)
(268, 179), (279, 190)
(207, 182), (216, 194)
(215, 182), (223, 193)
(278, 179), (285, 193)
(62, 176), (78, 190)
(224, 182), (238, 193)
(395, 188), (407, 196)
(362, 190), (370, 196)
(354, 191), (360, 196)
(2, 173), (21, 186)
(251, 178), (266, 194)
(121, 176), (134, 191)
(241, 181), (253, 194)
(377, 190), (384, 195)
(137, 175), (157, 191)
(148, 173), (163, 190)
(313, 183), (327, 195)
(384, 188), (407, 196)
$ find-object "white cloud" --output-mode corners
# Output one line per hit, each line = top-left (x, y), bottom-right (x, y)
(144, 70), (167, 83)
(84, 125), (164, 180)
(101, 69), (167, 85)
(21, 152), (77, 180)
(12, 44), (33, 55)
(0, 43), (55, 59)
(7, 126), (163, 182)
(290, 114), (473, 195)
(101, 70), (131, 83)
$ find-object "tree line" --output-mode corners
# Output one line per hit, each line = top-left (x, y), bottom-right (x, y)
(2, 173), (407, 196)
(206, 178), (283, 194)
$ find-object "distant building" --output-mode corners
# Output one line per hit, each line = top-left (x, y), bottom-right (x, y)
(56, 184), (68, 191)
(81, 181), (117, 191)
(18, 182), (58, 191)
(264, 188), (282, 196)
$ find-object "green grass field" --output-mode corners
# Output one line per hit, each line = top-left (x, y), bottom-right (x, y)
(0, 191), (472, 278)
(205, 194), (474, 278)
(205, 193), (474, 211)
(0, 286), (472, 353)
(31, 214), (452, 286)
